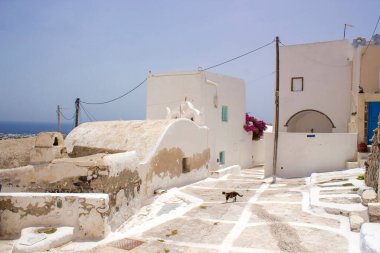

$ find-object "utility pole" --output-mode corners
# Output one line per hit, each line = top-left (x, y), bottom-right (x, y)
(56, 105), (61, 133)
(75, 98), (80, 127)
(272, 36), (280, 183)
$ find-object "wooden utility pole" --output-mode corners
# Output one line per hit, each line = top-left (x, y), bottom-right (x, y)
(75, 98), (80, 127)
(272, 36), (280, 183)
(56, 105), (61, 133)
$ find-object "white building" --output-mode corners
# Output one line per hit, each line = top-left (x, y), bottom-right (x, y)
(265, 40), (358, 178)
(146, 70), (252, 170)
(275, 36), (380, 144)
(279, 40), (353, 133)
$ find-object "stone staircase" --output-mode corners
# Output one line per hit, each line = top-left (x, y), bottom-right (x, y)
(309, 169), (367, 231)
(309, 168), (380, 234)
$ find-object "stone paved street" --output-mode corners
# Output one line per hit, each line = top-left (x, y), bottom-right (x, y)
(1, 167), (364, 253)
(79, 167), (363, 253)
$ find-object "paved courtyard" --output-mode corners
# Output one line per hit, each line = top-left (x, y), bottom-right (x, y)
(89, 167), (362, 253)
(1, 167), (365, 253)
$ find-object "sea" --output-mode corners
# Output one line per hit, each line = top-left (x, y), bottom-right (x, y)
(0, 121), (73, 140)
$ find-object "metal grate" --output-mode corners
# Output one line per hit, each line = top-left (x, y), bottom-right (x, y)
(107, 238), (144, 251)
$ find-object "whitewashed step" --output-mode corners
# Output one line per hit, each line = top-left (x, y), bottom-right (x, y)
(13, 227), (74, 253)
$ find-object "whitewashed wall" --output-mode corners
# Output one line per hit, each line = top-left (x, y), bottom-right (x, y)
(203, 72), (250, 170)
(279, 40), (353, 133)
(264, 132), (357, 178)
(141, 118), (210, 197)
(146, 71), (251, 170)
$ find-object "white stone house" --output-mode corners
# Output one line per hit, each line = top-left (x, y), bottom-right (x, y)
(146, 70), (253, 171)
(265, 40), (358, 178)
(278, 40), (353, 133)
(273, 36), (380, 144)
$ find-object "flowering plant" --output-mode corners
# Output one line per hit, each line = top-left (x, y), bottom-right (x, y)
(243, 113), (267, 141)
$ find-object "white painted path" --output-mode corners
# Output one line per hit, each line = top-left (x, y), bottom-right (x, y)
(1, 167), (364, 253)
(88, 167), (362, 253)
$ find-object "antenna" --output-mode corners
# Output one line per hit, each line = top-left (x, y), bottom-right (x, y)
(344, 23), (354, 39)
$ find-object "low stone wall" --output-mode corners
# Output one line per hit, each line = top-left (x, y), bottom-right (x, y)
(0, 152), (143, 231)
(0, 192), (109, 240)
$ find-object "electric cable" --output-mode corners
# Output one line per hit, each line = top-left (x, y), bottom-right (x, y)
(80, 103), (97, 121)
(81, 77), (147, 105)
(201, 40), (274, 71)
(60, 111), (75, 121)
(79, 39), (275, 107)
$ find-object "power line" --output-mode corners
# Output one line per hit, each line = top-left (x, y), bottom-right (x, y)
(79, 40), (274, 108)
(83, 104), (97, 121)
(81, 77), (147, 105)
(80, 103), (97, 121)
(363, 15), (380, 56)
(81, 107), (94, 122)
(60, 111), (75, 121)
(201, 40), (274, 71)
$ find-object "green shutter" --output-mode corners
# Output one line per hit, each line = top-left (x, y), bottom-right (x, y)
(219, 151), (225, 165)
(222, 105), (228, 122)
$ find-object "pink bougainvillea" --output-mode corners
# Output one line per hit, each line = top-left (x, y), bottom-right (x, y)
(243, 113), (267, 141)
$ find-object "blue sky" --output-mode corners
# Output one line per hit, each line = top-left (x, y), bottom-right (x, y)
(0, 0), (379, 124)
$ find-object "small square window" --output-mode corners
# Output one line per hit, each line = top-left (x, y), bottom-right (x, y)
(219, 151), (225, 165)
(222, 105), (228, 122)
(291, 77), (304, 92)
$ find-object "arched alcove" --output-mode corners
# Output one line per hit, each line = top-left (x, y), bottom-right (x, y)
(285, 110), (335, 133)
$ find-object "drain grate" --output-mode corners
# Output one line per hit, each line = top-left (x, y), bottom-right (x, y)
(107, 238), (144, 251)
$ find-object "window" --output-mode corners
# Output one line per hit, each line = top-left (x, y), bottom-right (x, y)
(219, 151), (225, 165)
(221, 105), (228, 122)
(291, 77), (304, 92)
(182, 158), (190, 173)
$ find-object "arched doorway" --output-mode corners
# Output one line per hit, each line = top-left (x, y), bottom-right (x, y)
(285, 110), (335, 133)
